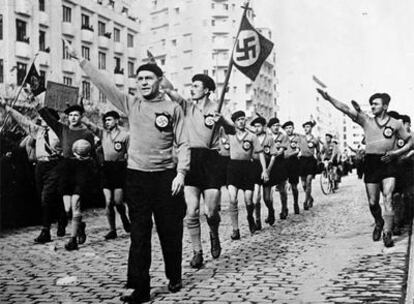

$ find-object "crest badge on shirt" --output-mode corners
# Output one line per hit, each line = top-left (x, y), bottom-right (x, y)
(307, 141), (314, 149)
(204, 114), (215, 129)
(383, 126), (394, 139)
(263, 145), (270, 154)
(242, 140), (252, 151)
(397, 138), (405, 148)
(290, 141), (298, 149)
(154, 113), (172, 132)
(114, 141), (123, 152)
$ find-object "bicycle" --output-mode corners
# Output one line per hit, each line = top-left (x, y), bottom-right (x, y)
(320, 160), (336, 195)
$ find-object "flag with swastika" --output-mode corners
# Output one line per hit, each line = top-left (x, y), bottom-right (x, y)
(232, 14), (274, 81)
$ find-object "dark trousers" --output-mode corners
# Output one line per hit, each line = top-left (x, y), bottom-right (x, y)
(35, 160), (65, 229)
(125, 169), (186, 293)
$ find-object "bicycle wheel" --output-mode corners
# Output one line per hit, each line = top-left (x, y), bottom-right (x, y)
(320, 170), (331, 195)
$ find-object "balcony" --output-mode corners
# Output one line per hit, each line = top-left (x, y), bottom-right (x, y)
(214, 56), (229, 67)
(62, 22), (75, 36)
(114, 42), (124, 54)
(15, 41), (31, 58)
(81, 29), (94, 43)
(212, 6), (228, 17)
(15, 0), (31, 16)
(212, 39), (230, 50)
(62, 59), (75, 73)
(114, 73), (124, 85)
(38, 51), (50, 66)
(212, 22), (230, 34)
(39, 11), (49, 25)
(127, 47), (137, 58)
(128, 77), (136, 88)
(98, 36), (110, 49)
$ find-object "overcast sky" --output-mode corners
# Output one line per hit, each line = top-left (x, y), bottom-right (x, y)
(254, 0), (414, 120)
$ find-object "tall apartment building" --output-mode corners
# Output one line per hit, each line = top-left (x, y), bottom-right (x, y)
(136, 0), (277, 119)
(0, 0), (141, 112)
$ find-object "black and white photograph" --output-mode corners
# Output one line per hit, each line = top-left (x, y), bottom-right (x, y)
(0, 0), (414, 303)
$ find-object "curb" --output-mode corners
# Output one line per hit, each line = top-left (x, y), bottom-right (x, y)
(405, 220), (414, 304)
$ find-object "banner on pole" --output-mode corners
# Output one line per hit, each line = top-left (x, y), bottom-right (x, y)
(44, 81), (79, 111)
(232, 14), (274, 81)
(24, 63), (46, 96)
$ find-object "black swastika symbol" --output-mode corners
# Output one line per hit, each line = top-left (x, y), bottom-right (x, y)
(235, 36), (257, 61)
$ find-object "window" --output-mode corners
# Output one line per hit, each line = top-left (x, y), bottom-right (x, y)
(172, 39), (177, 46)
(113, 28), (120, 42)
(0, 15), (3, 40)
(40, 70), (46, 88)
(114, 56), (122, 73)
(39, 0), (45, 11)
(63, 40), (71, 59)
(0, 59), (3, 83)
(63, 76), (72, 86)
(98, 52), (106, 70)
(99, 91), (106, 103)
(160, 58), (165, 66)
(128, 61), (135, 77)
(122, 7), (128, 14)
(62, 6), (71, 22)
(17, 62), (27, 85)
(108, 0), (115, 8)
(82, 80), (90, 100)
(98, 21), (106, 36)
(16, 19), (27, 42)
(81, 14), (90, 28)
(39, 30), (46, 51)
(127, 33), (134, 47)
(81, 46), (90, 60)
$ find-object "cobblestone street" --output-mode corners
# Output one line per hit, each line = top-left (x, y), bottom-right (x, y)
(0, 174), (410, 304)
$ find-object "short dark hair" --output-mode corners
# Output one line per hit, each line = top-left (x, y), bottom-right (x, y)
(369, 93), (391, 106)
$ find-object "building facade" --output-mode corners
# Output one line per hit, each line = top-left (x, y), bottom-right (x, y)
(0, 0), (141, 112)
(136, 0), (277, 119)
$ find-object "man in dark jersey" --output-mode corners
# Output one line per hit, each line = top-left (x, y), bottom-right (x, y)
(38, 104), (95, 251)
(317, 89), (412, 247)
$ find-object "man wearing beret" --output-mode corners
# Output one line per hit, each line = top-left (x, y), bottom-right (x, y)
(38, 103), (95, 251)
(299, 121), (319, 210)
(82, 110), (130, 240)
(282, 121), (302, 216)
(0, 99), (67, 244)
(227, 110), (268, 239)
(163, 73), (234, 269)
(66, 42), (190, 302)
(250, 115), (274, 230)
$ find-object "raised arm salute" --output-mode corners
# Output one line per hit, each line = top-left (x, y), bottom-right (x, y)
(317, 89), (412, 248)
(66, 41), (190, 303)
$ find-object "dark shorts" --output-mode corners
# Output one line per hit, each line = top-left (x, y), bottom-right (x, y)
(101, 161), (127, 190)
(300, 156), (317, 177)
(269, 156), (287, 186)
(185, 148), (221, 190)
(59, 158), (94, 195)
(394, 160), (414, 193)
(286, 156), (300, 185)
(227, 159), (255, 191)
(217, 155), (230, 187)
(364, 154), (398, 184)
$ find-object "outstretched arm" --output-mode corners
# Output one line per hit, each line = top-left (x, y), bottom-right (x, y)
(81, 116), (102, 137)
(65, 40), (129, 115)
(316, 88), (360, 123)
(0, 100), (39, 138)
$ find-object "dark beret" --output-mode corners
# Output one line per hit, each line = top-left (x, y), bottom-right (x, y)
(44, 107), (60, 121)
(250, 116), (266, 126)
(64, 104), (84, 115)
(282, 121), (294, 129)
(401, 115), (411, 124)
(387, 111), (400, 120)
(103, 110), (120, 120)
(136, 63), (163, 78)
(325, 133), (333, 138)
(267, 117), (280, 127)
(231, 110), (246, 122)
(369, 93), (391, 105)
(192, 74), (216, 92)
(302, 121), (315, 128)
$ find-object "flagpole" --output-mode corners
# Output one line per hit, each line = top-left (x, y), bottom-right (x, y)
(0, 53), (40, 133)
(209, 0), (251, 147)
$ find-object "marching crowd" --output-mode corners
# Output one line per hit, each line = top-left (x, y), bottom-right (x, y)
(0, 42), (413, 303)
